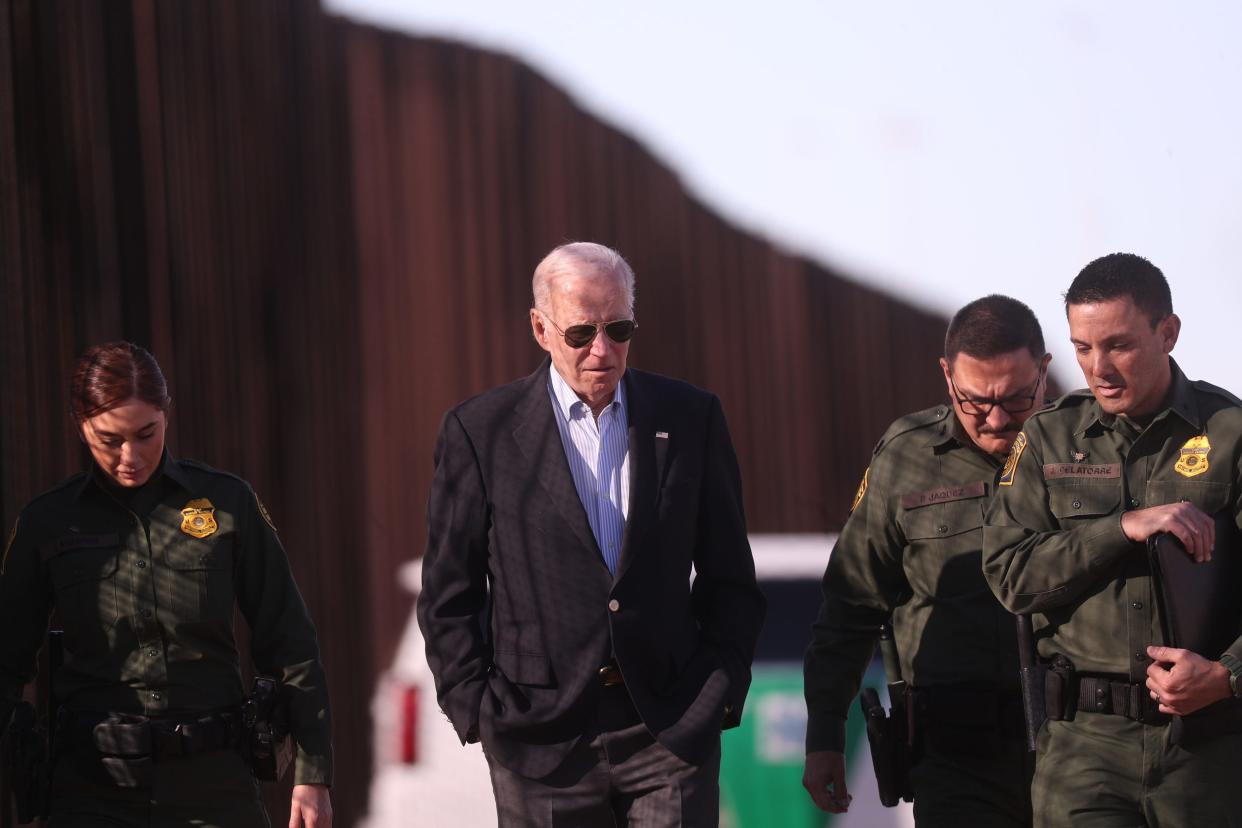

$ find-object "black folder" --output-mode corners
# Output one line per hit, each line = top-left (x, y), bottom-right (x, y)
(1147, 512), (1242, 658)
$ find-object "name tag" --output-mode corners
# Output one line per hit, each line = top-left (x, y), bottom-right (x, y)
(1042, 463), (1121, 480)
(900, 480), (987, 509)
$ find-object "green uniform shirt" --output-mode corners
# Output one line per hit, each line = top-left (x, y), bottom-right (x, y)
(983, 360), (1242, 685)
(804, 405), (1020, 753)
(0, 454), (333, 786)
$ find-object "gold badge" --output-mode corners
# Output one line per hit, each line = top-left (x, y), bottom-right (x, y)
(999, 433), (1028, 487)
(1174, 435), (1210, 478)
(850, 468), (870, 513)
(180, 498), (218, 538)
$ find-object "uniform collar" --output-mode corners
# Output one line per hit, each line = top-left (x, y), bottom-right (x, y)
(74, 450), (192, 501)
(924, 407), (961, 450)
(1079, 358), (1200, 435)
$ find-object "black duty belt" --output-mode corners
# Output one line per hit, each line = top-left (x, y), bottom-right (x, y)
(1075, 674), (1169, 725)
(58, 709), (245, 761)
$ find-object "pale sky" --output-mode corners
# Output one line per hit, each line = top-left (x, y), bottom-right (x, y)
(328, 0), (1242, 396)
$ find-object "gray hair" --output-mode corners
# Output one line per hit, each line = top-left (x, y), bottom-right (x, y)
(531, 242), (636, 314)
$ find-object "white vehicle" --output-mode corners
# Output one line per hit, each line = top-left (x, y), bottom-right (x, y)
(361, 536), (912, 828)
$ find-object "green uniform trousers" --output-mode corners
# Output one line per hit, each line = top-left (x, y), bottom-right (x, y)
(48, 747), (269, 828)
(909, 724), (1034, 828)
(1033, 714), (1242, 827)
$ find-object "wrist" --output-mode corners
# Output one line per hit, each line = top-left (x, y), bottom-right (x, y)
(1225, 662), (1242, 700)
(1211, 661), (1236, 702)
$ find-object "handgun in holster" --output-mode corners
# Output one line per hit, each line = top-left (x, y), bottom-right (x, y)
(857, 623), (913, 807)
(241, 676), (293, 782)
(1, 630), (62, 824)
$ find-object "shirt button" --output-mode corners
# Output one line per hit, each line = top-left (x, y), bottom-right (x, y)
(1132, 601), (1143, 610)
(136, 559), (147, 569)
(1072, 500), (1082, 510)
(936, 525), (948, 534)
(1129, 498), (1141, 509)
(147, 649), (158, 658)
(1135, 652), (1146, 662)
(608, 599), (620, 612)
(151, 691), (161, 701)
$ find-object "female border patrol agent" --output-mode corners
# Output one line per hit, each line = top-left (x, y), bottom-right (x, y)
(0, 342), (332, 827)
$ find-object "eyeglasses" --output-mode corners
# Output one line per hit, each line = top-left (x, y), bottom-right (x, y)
(541, 313), (637, 349)
(950, 366), (1046, 416)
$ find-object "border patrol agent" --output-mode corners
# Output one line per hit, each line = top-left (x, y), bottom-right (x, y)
(804, 295), (1048, 827)
(984, 253), (1242, 827)
(0, 342), (332, 827)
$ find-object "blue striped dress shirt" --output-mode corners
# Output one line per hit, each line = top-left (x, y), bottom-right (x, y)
(548, 367), (630, 574)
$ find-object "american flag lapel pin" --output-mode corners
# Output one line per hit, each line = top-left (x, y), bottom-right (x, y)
(656, 431), (669, 439)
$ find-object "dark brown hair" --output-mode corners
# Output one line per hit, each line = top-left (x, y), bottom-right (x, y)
(944, 294), (1045, 363)
(1064, 252), (1172, 328)
(69, 341), (171, 422)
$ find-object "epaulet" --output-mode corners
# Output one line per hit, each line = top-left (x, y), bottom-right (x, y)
(176, 458), (250, 489)
(20, 472), (89, 514)
(871, 405), (951, 457)
(1192, 380), (1242, 408)
(1027, 388), (1094, 420)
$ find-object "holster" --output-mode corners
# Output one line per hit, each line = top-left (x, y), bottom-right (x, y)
(241, 676), (293, 782)
(1042, 654), (1077, 722)
(858, 682), (913, 808)
(1, 701), (51, 824)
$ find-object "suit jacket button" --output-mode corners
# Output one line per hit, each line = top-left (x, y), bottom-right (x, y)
(608, 599), (620, 612)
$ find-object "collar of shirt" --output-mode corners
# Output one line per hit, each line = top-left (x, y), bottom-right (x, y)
(548, 364), (627, 422)
(926, 408), (1007, 466)
(1080, 358), (1202, 436)
(73, 450), (193, 502)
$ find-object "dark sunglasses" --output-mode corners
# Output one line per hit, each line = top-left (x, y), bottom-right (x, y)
(542, 314), (637, 349)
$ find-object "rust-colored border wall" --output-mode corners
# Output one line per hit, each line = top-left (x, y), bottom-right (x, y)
(1, 1), (948, 824)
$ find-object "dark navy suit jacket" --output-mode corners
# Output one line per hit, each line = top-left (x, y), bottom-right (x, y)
(418, 360), (765, 778)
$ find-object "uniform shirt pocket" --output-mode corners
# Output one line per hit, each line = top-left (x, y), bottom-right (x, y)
(899, 498), (988, 599)
(1145, 480), (1230, 515)
(164, 534), (235, 621)
(44, 533), (122, 630)
(1048, 483), (1121, 521)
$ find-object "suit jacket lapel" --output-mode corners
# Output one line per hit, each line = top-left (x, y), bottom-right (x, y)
(512, 360), (607, 568)
(616, 370), (669, 580)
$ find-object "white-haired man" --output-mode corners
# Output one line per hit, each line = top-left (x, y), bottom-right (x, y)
(419, 242), (765, 826)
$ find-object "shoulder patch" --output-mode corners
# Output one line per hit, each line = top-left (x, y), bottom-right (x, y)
(1, 517), (19, 574)
(850, 468), (870, 513)
(998, 433), (1028, 487)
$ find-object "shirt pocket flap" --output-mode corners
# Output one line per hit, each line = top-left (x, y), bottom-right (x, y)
(1145, 480), (1230, 515)
(45, 534), (120, 588)
(493, 650), (555, 687)
(901, 499), (985, 540)
(1049, 485), (1121, 519)
(165, 536), (233, 571)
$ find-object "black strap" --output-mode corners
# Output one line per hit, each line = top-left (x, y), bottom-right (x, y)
(1076, 675), (1169, 724)
(60, 710), (244, 760)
